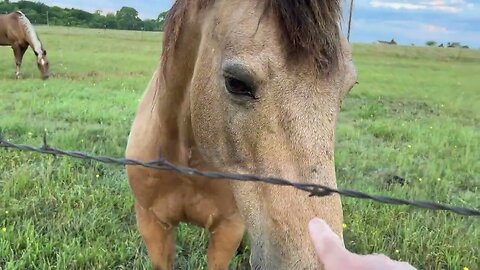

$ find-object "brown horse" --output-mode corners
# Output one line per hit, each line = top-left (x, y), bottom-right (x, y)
(0, 11), (49, 80)
(125, 0), (357, 269)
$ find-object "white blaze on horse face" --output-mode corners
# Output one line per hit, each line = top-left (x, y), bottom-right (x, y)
(40, 58), (45, 66)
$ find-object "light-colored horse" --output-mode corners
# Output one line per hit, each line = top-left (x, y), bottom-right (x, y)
(126, 0), (357, 269)
(0, 11), (50, 80)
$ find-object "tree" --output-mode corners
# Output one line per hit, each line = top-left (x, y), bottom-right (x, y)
(116, 6), (142, 30)
(157, 11), (168, 31)
(143, 19), (160, 31)
(89, 12), (107, 28)
(0, 1), (15, 13)
(0, 1), (167, 32)
(104, 13), (118, 29)
(426, 41), (437, 46)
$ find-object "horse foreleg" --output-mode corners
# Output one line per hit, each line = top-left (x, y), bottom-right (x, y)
(207, 213), (245, 270)
(12, 44), (27, 79)
(135, 202), (176, 270)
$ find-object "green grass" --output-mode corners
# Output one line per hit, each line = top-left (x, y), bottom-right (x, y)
(0, 26), (478, 270)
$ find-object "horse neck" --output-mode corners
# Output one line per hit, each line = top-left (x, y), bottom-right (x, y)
(160, 2), (206, 107)
(17, 13), (43, 55)
(147, 4), (206, 163)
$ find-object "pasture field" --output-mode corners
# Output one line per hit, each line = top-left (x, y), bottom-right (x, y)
(0, 26), (479, 269)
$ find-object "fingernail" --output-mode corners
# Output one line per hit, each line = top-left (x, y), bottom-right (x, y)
(308, 218), (331, 234)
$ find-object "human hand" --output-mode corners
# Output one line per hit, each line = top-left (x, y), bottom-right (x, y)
(308, 218), (417, 270)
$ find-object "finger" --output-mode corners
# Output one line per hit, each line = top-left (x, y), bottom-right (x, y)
(308, 218), (347, 266)
(308, 219), (417, 270)
(356, 253), (418, 270)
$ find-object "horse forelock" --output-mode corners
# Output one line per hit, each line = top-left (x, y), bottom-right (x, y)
(267, 0), (342, 73)
(161, 0), (342, 74)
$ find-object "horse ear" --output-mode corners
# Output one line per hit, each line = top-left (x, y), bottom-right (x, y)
(34, 51), (38, 56)
(43, 50), (47, 56)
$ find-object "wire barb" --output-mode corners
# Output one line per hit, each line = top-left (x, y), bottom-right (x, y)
(41, 132), (51, 150)
(309, 186), (333, 197)
(0, 136), (479, 217)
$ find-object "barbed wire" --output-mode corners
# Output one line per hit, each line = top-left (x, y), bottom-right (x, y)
(0, 134), (479, 217)
(347, 0), (354, 41)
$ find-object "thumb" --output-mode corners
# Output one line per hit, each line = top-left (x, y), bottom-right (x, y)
(308, 218), (418, 270)
(308, 218), (348, 267)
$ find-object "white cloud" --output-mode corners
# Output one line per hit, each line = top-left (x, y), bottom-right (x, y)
(371, 1), (426, 10)
(370, 0), (472, 13)
(423, 24), (449, 33)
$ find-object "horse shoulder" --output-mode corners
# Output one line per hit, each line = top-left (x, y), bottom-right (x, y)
(4, 15), (24, 44)
(126, 70), (164, 160)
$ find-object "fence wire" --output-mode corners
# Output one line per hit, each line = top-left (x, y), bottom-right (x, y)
(0, 134), (478, 217)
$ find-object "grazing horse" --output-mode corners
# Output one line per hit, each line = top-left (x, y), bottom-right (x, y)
(0, 11), (49, 80)
(125, 0), (357, 269)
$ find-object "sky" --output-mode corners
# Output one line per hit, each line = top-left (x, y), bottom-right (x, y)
(345, 0), (480, 47)
(21, 0), (480, 47)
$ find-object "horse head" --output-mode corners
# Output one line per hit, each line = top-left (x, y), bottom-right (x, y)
(35, 49), (49, 80)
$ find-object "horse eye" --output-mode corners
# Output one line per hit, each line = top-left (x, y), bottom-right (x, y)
(225, 77), (256, 99)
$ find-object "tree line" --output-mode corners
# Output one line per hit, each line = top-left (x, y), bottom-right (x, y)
(0, 0), (168, 31)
